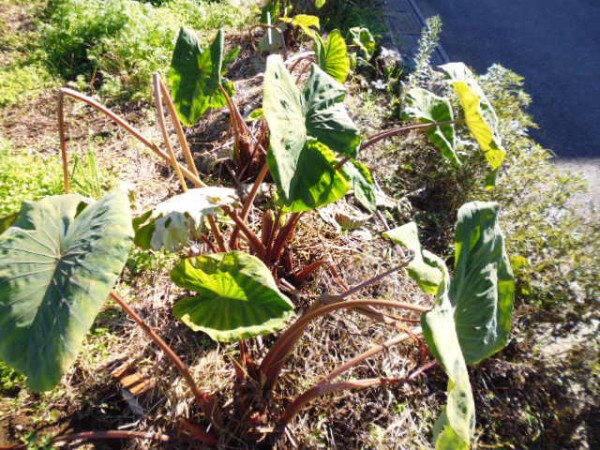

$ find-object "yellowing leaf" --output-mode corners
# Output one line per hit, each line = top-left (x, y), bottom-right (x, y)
(281, 14), (320, 38)
(315, 29), (350, 83)
(441, 63), (506, 170)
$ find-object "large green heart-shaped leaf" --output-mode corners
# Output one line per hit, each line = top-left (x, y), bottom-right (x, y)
(168, 28), (230, 126)
(263, 55), (360, 201)
(133, 187), (238, 252)
(450, 201), (515, 364)
(422, 292), (474, 450)
(385, 202), (514, 449)
(315, 29), (350, 83)
(172, 252), (294, 342)
(269, 141), (351, 212)
(0, 190), (133, 391)
(386, 223), (474, 448)
(440, 63), (506, 170)
(405, 87), (459, 166)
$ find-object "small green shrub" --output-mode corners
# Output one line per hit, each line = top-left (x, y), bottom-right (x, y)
(478, 66), (599, 306)
(41, 0), (255, 102)
(42, 0), (177, 100)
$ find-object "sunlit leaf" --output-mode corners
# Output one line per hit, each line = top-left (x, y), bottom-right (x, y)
(263, 55), (360, 204)
(315, 0), (326, 9)
(405, 88), (459, 165)
(315, 30), (350, 83)
(281, 14), (320, 38)
(172, 252), (294, 342)
(383, 222), (447, 295)
(133, 187), (238, 252)
(450, 201), (515, 364)
(0, 190), (133, 391)
(440, 63), (506, 169)
(269, 141), (350, 212)
(349, 27), (377, 61)
(168, 28), (230, 126)
(342, 160), (376, 212)
(422, 292), (474, 450)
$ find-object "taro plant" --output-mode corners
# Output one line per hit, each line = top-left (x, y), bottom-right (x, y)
(403, 62), (508, 187)
(384, 201), (515, 448)
(1, 20), (516, 449)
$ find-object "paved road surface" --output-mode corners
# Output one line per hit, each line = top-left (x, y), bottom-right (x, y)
(411, 0), (600, 159)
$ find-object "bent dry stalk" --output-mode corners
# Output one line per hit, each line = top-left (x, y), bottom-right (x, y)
(109, 292), (221, 436)
(260, 299), (429, 392)
(275, 360), (439, 435)
(57, 87), (207, 192)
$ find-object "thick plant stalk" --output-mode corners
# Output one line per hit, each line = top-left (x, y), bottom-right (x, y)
(158, 77), (201, 180)
(275, 360), (438, 433)
(0, 430), (171, 450)
(110, 292), (220, 430)
(57, 88), (205, 188)
(268, 212), (303, 265)
(153, 74), (188, 191)
(224, 207), (267, 258)
(260, 299), (429, 392)
(208, 214), (228, 252)
(361, 120), (458, 150)
(229, 161), (270, 248)
(57, 91), (71, 193)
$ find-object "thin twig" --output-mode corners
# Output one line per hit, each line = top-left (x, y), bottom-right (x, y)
(334, 263), (410, 301)
(320, 333), (416, 384)
(361, 120), (458, 150)
(333, 155), (351, 171)
(153, 74), (188, 191)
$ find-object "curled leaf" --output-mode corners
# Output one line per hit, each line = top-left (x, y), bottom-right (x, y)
(172, 252), (294, 342)
(440, 63), (506, 170)
(134, 187), (238, 252)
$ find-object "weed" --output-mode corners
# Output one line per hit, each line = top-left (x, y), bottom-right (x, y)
(476, 65), (599, 307)
(0, 137), (63, 216)
(40, 0), (256, 102)
(70, 138), (115, 199)
(406, 15), (443, 88)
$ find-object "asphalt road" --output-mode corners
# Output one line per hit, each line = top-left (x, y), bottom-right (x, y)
(412, 0), (600, 159)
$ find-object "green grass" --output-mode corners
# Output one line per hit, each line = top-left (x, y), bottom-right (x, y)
(0, 137), (64, 217)
(0, 0), (257, 107)
(41, 0), (257, 101)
